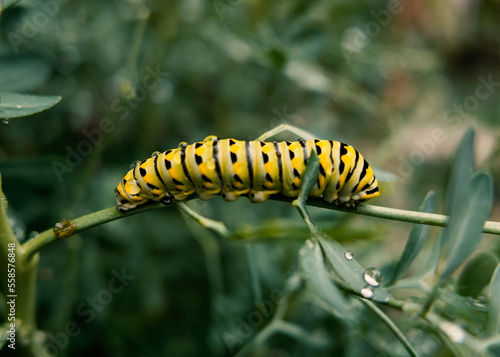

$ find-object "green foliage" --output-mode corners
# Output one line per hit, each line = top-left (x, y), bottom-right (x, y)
(389, 191), (436, 285)
(0, 92), (61, 119)
(456, 252), (499, 297)
(0, 1), (499, 357)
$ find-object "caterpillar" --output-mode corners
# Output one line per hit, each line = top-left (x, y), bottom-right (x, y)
(115, 136), (380, 211)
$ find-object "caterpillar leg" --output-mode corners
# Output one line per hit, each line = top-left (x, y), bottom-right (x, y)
(255, 123), (316, 141)
(333, 199), (358, 208)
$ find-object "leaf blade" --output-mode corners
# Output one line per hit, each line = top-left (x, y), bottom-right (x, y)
(318, 235), (391, 303)
(440, 170), (493, 281)
(0, 92), (61, 119)
(299, 240), (355, 324)
(389, 191), (436, 284)
(485, 262), (500, 337)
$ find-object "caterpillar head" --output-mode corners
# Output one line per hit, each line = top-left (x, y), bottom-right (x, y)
(115, 170), (148, 211)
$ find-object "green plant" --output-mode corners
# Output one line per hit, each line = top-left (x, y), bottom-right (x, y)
(1, 126), (499, 356)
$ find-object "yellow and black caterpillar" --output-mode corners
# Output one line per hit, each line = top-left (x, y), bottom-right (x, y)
(115, 136), (380, 211)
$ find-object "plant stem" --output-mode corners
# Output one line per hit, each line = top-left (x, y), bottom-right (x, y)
(271, 195), (500, 235)
(22, 194), (500, 258)
(22, 202), (168, 258)
(359, 298), (420, 357)
(0, 174), (39, 343)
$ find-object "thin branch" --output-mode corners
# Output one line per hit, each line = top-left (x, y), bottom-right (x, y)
(21, 194), (500, 258)
(271, 195), (500, 235)
(22, 202), (167, 258)
(359, 298), (420, 357)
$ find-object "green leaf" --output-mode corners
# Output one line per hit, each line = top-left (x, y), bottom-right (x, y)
(485, 263), (500, 337)
(0, 55), (51, 92)
(419, 231), (445, 278)
(318, 235), (391, 303)
(445, 128), (475, 219)
(299, 239), (356, 324)
(440, 170), (493, 281)
(389, 191), (436, 284)
(0, 92), (61, 119)
(1, 0), (21, 11)
(298, 150), (319, 204)
(456, 252), (499, 297)
(293, 150), (319, 232)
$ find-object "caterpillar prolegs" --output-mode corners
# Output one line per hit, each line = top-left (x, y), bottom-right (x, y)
(115, 135), (380, 211)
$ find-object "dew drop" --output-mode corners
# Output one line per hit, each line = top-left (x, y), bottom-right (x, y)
(178, 141), (188, 149)
(14, 227), (25, 240)
(130, 160), (141, 169)
(28, 231), (39, 240)
(440, 321), (465, 343)
(344, 250), (353, 261)
(473, 295), (488, 308)
(2, 118), (9, 124)
(363, 267), (383, 287)
(151, 151), (161, 158)
(360, 287), (374, 299)
(306, 239), (314, 249)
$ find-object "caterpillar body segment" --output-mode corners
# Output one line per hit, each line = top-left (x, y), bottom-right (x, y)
(116, 136), (380, 211)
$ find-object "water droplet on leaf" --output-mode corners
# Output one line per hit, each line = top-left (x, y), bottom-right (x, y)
(364, 267), (383, 287)
(2, 118), (9, 124)
(360, 287), (374, 299)
(344, 250), (353, 261)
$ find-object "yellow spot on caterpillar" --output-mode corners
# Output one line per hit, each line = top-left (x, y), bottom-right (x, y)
(262, 145), (272, 154)
(199, 162), (209, 176)
(233, 162), (246, 177)
(230, 144), (240, 153)
(195, 146), (206, 155)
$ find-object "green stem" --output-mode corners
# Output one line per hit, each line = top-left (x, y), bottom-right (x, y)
(22, 195), (500, 259)
(272, 195), (500, 235)
(359, 298), (420, 357)
(22, 202), (168, 258)
(0, 174), (39, 343)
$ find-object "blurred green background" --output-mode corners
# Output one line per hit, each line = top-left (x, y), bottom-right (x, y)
(1, 0), (500, 356)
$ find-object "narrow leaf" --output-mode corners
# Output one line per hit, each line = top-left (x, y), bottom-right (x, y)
(456, 252), (499, 297)
(485, 263), (500, 337)
(299, 239), (355, 324)
(298, 150), (319, 204)
(421, 228), (445, 278)
(445, 128), (475, 219)
(318, 235), (391, 303)
(440, 170), (493, 281)
(293, 150), (319, 232)
(0, 92), (61, 119)
(390, 191), (436, 284)
(1, 0), (20, 11)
